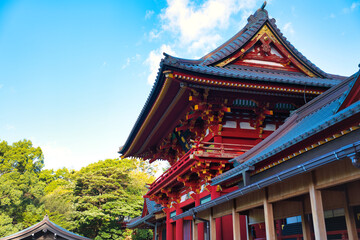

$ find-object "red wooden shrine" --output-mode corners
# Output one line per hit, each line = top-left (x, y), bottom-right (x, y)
(121, 3), (359, 240)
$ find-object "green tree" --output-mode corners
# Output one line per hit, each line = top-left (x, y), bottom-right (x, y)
(0, 139), (155, 240)
(72, 158), (154, 240)
(0, 140), (46, 237)
(40, 168), (76, 230)
(131, 229), (153, 240)
(0, 170), (46, 236)
(0, 139), (44, 174)
(0, 213), (21, 237)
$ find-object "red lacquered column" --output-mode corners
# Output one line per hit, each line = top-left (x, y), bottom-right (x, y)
(175, 207), (183, 240)
(166, 210), (174, 240)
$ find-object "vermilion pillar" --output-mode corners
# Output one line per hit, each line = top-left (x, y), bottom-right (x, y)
(166, 210), (173, 240)
(176, 207), (183, 240)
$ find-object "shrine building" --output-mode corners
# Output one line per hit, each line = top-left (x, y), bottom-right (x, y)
(120, 3), (360, 240)
(0, 215), (91, 240)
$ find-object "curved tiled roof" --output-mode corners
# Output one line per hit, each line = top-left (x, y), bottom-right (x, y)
(126, 198), (163, 229)
(163, 7), (336, 79)
(119, 5), (346, 157)
(119, 59), (166, 155)
(126, 213), (154, 229)
(211, 70), (360, 186)
(145, 198), (163, 214)
(162, 57), (341, 87)
(0, 215), (91, 240)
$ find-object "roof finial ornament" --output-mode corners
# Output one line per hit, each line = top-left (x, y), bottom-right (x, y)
(246, 1), (268, 28)
(261, 1), (267, 10)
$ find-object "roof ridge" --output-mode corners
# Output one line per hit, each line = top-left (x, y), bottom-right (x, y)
(199, 7), (269, 66)
(292, 73), (358, 118)
(163, 53), (203, 65)
(188, 5), (335, 79)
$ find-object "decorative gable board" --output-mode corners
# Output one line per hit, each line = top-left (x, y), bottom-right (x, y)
(214, 23), (316, 77)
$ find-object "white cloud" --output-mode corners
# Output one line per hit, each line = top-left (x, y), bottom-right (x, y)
(121, 58), (131, 69)
(283, 22), (295, 35)
(159, 0), (258, 51)
(351, 2), (360, 10)
(188, 34), (222, 53)
(145, 10), (155, 19)
(343, 1), (360, 13)
(145, 44), (176, 85)
(0, 84), (3, 89)
(144, 0), (261, 85)
(148, 29), (162, 40)
(121, 54), (141, 70)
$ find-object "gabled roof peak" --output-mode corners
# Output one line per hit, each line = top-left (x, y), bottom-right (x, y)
(119, 5), (345, 158)
(161, 2), (340, 79)
(245, 2), (269, 30)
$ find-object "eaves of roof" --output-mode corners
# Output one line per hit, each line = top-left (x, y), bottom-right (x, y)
(173, 140), (360, 221)
(146, 198), (163, 214)
(119, 60), (166, 156)
(119, 6), (346, 157)
(211, 71), (360, 186)
(162, 60), (341, 87)
(126, 213), (155, 229)
(0, 217), (91, 240)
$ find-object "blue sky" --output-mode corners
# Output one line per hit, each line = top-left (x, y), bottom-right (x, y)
(1, 0), (359, 170)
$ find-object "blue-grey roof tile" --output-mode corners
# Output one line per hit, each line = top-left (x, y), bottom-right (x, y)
(120, 5), (347, 157)
(211, 71), (360, 185)
(164, 61), (341, 87)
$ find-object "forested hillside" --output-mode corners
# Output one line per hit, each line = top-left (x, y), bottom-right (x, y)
(0, 139), (154, 240)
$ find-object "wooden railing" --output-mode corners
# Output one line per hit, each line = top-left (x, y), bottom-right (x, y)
(193, 141), (253, 158)
(147, 148), (195, 192)
(149, 141), (253, 192)
(146, 141), (252, 195)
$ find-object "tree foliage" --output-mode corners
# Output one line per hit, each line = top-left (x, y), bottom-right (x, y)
(0, 139), (155, 240)
(131, 229), (153, 240)
(0, 140), (45, 236)
(72, 159), (154, 239)
(0, 139), (44, 174)
(40, 168), (75, 230)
